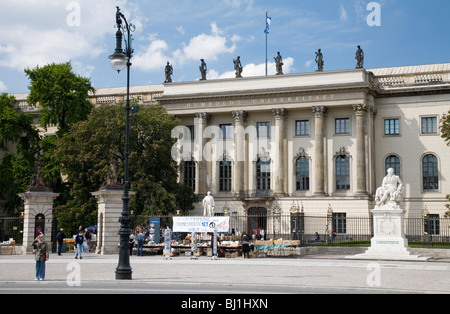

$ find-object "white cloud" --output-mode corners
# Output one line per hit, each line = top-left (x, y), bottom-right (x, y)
(133, 22), (238, 72)
(133, 39), (170, 71)
(0, 81), (7, 92)
(177, 22), (237, 63)
(208, 57), (295, 79)
(0, 0), (135, 71)
(340, 5), (348, 22)
(176, 26), (185, 35)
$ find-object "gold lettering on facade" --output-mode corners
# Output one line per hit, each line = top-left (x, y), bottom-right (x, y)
(185, 94), (337, 108)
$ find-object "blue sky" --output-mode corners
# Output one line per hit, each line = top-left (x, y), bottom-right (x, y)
(1, 0), (450, 94)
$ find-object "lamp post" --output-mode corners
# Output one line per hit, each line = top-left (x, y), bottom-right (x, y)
(109, 6), (135, 280)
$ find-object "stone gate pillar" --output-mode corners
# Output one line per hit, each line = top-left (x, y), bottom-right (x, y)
(19, 191), (59, 254)
(92, 188), (136, 255)
(92, 188), (123, 255)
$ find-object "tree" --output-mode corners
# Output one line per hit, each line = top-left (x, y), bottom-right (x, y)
(55, 103), (197, 232)
(24, 62), (95, 136)
(441, 109), (450, 146)
(0, 94), (40, 214)
(440, 110), (450, 216)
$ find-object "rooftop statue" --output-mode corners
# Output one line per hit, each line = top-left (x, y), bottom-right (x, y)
(199, 59), (207, 80)
(315, 49), (324, 72)
(164, 61), (173, 83)
(233, 56), (243, 78)
(355, 45), (364, 69)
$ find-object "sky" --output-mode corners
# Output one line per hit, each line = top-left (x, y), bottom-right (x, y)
(1, 0), (450, 94)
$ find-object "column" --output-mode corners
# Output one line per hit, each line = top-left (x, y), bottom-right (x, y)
(194, 112), (211, 195)
(353, 104), (368, 195)
(19, 191), (59, 254)
(232, 110), (248, 197)
(312, 106), (327, 196)
(272, 108), (287, 195)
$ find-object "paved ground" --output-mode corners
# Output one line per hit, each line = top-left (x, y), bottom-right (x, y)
(1, 252), (449, 297)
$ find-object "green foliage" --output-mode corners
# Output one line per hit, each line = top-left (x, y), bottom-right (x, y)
(24, 62), (95, 136)
(0, 93), (40, 214)
(441, 109), (450, 146)
(55, 103), (197, 232)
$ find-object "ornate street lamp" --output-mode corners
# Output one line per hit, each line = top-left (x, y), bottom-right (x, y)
(109, 6), (135, 280)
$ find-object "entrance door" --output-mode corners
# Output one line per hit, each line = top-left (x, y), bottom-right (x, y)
(247, 207), (267, 239)
(35, 214), (45, 238)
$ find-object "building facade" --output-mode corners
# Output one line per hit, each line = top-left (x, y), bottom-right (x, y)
(4, 63), (450, 239)
(157, 63), (450, 227)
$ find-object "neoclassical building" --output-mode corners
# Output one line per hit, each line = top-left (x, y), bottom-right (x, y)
(157, 63), (450, 221)
(6, 63), (450, 235)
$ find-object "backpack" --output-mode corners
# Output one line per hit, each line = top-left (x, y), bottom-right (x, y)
(136, 234), (145, 244)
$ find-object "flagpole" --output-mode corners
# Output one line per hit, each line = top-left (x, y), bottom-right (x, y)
(265, 10), (268, 76)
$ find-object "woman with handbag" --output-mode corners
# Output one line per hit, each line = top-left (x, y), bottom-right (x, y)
(32, 233), (49, 281)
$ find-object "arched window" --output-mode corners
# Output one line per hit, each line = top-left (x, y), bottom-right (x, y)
(219, 158), (232, 192)
(256, 158), (271, 191)
(385, 155), (401, 176)
(183, 161), (196, 190)
(422, 154), (439, 191)
(336, 155), (350, 190)
(296, 156), (309, 191)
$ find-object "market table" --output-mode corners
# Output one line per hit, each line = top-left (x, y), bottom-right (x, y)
(255, 244), (297, 256)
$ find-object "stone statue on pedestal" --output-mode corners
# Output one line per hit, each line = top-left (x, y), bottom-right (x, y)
(164, 61), (173, 83)
(199, 59), (207, 80)
(315, 49), (324, 72)
(101, 159), (123, 190)
(355, 45), (364, 69)
(233, 56), (243, 78)
(202, 191), (215, 216)
(27, 162), (51, 192)
(274, 52), (283, 75)
(375, 168), (403, 208)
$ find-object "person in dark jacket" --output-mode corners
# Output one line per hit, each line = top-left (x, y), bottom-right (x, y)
(241, 232), (250, 258)
(74, 231), (84, 259)
(56, 228), (66, 255)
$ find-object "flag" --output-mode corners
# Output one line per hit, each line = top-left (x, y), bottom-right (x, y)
(264, 16), (271, 34)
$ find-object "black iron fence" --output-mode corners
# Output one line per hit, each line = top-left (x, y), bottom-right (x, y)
(0, 216), (23, 244)
(3, 213), (448, 248)
(136, 213), (450, 248)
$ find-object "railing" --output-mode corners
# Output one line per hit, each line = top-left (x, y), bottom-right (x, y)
(0, 216), (24, 244)
(135, 214), (450, 248)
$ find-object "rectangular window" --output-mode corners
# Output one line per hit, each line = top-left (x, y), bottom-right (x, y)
(421, 116), (438, 134)
(424, 214), (440, 235)
(219, 159), (232, 192)
(257, 122), (270, 138)
(295, 120), (310, 136)
(220, 124), (233, 139)
(332, 213), (347, 234)
(184, 161), (196, 190)
(186, 125), (195, 141)
(384, 118), (400, 135)
(335, 118), (350, 134)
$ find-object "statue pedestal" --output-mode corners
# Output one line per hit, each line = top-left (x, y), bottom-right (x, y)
(347, 206), (431, 261)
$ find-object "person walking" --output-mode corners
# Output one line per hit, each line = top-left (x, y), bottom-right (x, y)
(84, 228), (92, 252)
(32, 233), (49, 281)
(135, 229), (145, 256)
(241, 231), (250, 258)
(74, 231), (84, 259)
(56, 228), (66, 255)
